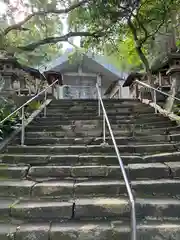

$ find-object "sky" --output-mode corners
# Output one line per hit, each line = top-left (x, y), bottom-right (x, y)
(0, 0), (80, 49)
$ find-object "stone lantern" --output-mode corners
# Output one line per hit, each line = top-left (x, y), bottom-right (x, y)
(0, 52), (20, 96)
(165, 53), (180, 111)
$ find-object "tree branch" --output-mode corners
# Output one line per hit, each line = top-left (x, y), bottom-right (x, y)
(4, 0), (89, 35)
(18, 31), (103, 51)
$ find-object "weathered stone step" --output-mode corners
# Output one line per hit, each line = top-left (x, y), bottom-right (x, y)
(14, 137), (94, 145)
(32, 119), (100, 126)
(42, 115), (100, 120)
(0, 162), (170, 181)
(0, 178), (175, 198)
(44, 109), (155, 118)
(24, 127), (174, 138)
(1, 220), (180, 239)
(25, 129), (102, 138)
(44, 112), (129, 118)
(132, 179), (180, 197)
(107, 127), (180, 137)
(46, 105), (154, 113)
(0, 197), (129, 220)
(34, 113), (168, 124)
(6, 144), (177, 155)
(110, 121), (175, 130)
(0, 180), (35, 197)
(74, 197), (180, 220)
(28, 163), (170, 180)
(75, 179), (180, 197)
(170, 133), (180, 141)
(14, 134), (171, 145)
(1, 197), (180, 222)
(0, 154), (134, 165)
(31, 118), (170, 127)
(11, 199), (73, 220)
(2, 152), (180, 165)
(26, 124), (101, 132)
(49, 98), (139, 105)
(0, 164), (28, 179)
(26, 121), (174, 132)
(28, 165), (122, 178)
(47, 105), (151, 113)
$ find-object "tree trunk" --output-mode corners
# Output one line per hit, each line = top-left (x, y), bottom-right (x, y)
(128, 19), (153, 85)
(135, 45), (153, 84)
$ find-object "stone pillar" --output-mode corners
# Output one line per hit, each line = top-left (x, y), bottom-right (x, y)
(20, 78), (26, 89)
(165, 67), (180, 112)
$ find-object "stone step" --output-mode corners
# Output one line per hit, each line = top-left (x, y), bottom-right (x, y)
(42, 115), (100, 120)
(25, 121), (175, 132)
(0, 180), (35, 197)
(107, 127), (180, 137)
(10, 199), (73, 220)
(49, 98), (139, 105)
(7, 197), (180, 221)
(1, 196), (180, 221)
(6, 144), (177, 155)
(24, 127), (173, 138)
(47, 220), (180, 239)
(0, 178), (180, 198)
(44, 109), (155, 117)
(34, 113), (168, 124)
(110, 121), (175, 130)
(75, 179), (180, 197)
(46, 106), (154, 114)
(14, 134), (171, 145)
(32, 119), (100, 126)
(74, 197), (180, 220)
(1, 220), (180, 239)
(31, 117), (170, 126)
(26, 124), (101, 132)
(0, 164), (28, 179)
(0, 162), (171, 181)
(2, 152), (180, 165)
(25, 130), (102, 138)
(35, 112), (162, 121)
(27, 163), (170, 180)
(47, 104), (151, 112)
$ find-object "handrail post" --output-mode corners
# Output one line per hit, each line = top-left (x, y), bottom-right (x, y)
(44, 90), (47, 117)
(153, 89), (157, 114)
(103, 112), (106, 143)
(21, 106), (25, 146)
(131, 200), (137, 240)
(98, 98), (101, 116)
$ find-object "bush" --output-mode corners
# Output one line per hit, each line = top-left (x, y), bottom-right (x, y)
(0, 97), (20, 141)
(0, 97), (43, 141)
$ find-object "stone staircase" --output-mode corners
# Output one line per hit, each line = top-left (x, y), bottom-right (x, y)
(1, 99), (180, 239)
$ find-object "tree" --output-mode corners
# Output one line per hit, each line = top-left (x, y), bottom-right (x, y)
(1, 0), (180, 76)
(103, 36), (144, 72)
(0, 0), (71, 66)
(68, 0), (180, 84)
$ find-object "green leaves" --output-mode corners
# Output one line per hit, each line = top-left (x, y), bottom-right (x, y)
(0, 0), (63, 66)
(0, 97), (20, 141)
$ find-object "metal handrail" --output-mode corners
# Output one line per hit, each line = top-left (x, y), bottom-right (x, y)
(0, 79), (59, 145)
(110, 85), (122, 99)
(135, 79), (180, 114)
(96, 83), (136, 240)
(135, 79), (180, 102)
